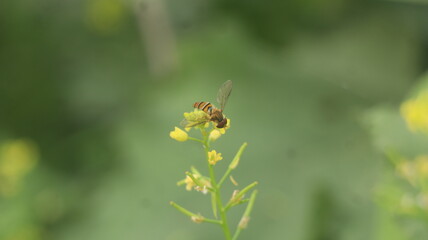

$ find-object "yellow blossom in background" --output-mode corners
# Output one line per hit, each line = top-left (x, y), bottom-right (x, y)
(0, 139), (38, 197)
(208, 150), (223, 165)
(85, 0), (125, 35)
(415, 155), (428, 177)
(209, 129), (222, 141)
(170, 127), (188, 142)
(401, 91), (428, 135)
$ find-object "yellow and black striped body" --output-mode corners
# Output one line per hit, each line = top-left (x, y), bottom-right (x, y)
(193, 102), (227, 128)
(193, 102), (213, 114)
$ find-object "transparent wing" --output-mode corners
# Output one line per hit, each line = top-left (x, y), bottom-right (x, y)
(216, 80), (233, 110)
(180, 118), (209, 128)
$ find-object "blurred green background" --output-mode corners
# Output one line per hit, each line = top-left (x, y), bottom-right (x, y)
(1, 0), (428, 239)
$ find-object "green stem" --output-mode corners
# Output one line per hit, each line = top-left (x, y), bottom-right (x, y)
(232, 190), (258, 240)
(202, 128), (232, 240)
(224, 181), (258, 212)
(203, 218), (223, 225)
(170, 201), (221, 225)
(188, 137), (204, 143)
(218, 167), (233, 188)
(218, 142), (248, 188)
(170, 201), (194, 216)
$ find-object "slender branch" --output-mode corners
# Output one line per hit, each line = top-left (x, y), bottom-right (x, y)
(218, 143), (248, 188)
(218, 167), (233, 188)
(203, 217), (223, 225)
(202, 128), (232, 240)
(170, 201), (194, 216)
(209, 164), (232, 240)
(188, 137), (204, 143)
(211, 192), (218, 219)
(176, 179), (186, 186)
(224, 181), (258, 212)
(232, 190), (258, 240)
(170, 201), (222, 225)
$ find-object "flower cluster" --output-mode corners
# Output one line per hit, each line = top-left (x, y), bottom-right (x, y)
(170, 110), (230, 143)
(379, 154), (428, 216)
(169, 109), (257, 240)
(375, 76), (428, 236)
(176, 166), (212, 194)
(182, 109), (210, 129)
(396, 156), (428, 214)
(170, 110), (231, 184)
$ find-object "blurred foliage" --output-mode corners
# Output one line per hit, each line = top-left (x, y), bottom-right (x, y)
(215, 0), (370, 46)
(365, 72), (428, 239)
(0, 0), (428, 239)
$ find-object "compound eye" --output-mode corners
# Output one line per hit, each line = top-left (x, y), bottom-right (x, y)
(216, 119), (227, 128)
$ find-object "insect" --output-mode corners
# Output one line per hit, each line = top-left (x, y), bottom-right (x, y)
(183, 80), (233, 128)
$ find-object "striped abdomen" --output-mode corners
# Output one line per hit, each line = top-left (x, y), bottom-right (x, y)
(193, 102), (227, 128)
(193, 102), (213, 114)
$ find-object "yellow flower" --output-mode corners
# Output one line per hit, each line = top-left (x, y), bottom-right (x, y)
(183, 173), (211, 193)
(182, 110), (210, 129)
(401, 91), (428, 135)
(169, 127), (188, 142)
(208, 150), (223, 165)
(184, 175), (196, 191)
(209, 129), (222, 141)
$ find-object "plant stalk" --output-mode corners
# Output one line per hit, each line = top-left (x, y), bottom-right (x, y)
(203, 129), (232, 240)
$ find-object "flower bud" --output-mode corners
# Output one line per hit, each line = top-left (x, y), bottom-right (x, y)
(209, 129), (222, 141)
(169, 127), (188, 142)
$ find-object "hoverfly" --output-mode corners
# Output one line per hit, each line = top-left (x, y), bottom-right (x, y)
(182, 80), (232, 128)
